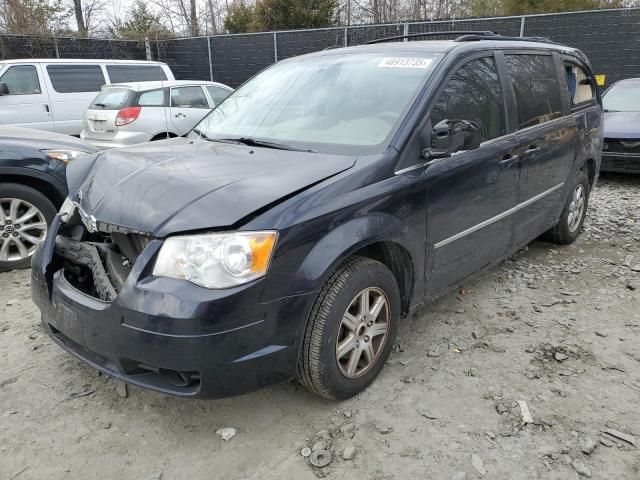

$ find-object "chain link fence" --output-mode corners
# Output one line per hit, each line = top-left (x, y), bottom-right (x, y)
(2, 7), (639, 88)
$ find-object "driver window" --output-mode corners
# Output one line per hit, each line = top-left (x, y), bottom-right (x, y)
(431, 57), (506, 143)
(0, 65), (41, 95)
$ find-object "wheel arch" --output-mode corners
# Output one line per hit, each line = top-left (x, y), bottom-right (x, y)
(150, 132), (178, 141)
(0, 172), (66, 208)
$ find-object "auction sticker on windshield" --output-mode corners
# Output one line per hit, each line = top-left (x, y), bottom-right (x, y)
(378, 57), (433, 69)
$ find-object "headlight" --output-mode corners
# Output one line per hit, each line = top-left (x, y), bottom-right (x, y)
(153, 231), (278, 288)
(42, 149), (92, 165)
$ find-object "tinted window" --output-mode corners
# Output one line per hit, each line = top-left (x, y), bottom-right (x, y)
(504, 55), (563, 129)
(206, 86), (232, 105)
(106, 65), (167, 83)
(47, 65), (105, 93)
(90, 88), (135, 110)
(0, 65), (41, 95)
(138, 89), (165, 106)
(565, 62), (595, 105)
(431, 56), (506, 142)
(171, 86), (208, 108)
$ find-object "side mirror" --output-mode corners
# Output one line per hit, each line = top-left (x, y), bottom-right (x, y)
(0, 83), (9, 95)
(424, 119), (482, 160)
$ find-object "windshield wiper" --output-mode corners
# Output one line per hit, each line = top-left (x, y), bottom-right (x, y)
(603, 109), (619, 112)
(215, 137), (316, 152)
(93, 102), (106, 109)
(192, 128), (211, 140)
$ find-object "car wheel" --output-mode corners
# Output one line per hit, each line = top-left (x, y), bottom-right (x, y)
(297, 256), (400, 400)
(0, 184), (56, 272)
(543, 172), (590, 245)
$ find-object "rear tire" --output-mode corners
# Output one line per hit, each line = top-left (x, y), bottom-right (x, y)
(297, 256), (400, 400)
(0, 184), (56, 272)
(543, 172), (590, 245)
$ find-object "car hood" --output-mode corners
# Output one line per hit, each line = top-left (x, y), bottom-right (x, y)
(603, 111), (640, 138)
(70, 137), (356, 237)
(0, 126), (99, 152)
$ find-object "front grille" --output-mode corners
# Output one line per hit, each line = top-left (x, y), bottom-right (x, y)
(603, 138), (640, 154)
(54, 218), (153, 301)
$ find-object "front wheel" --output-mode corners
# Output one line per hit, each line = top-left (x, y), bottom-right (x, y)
(297, 257), (400, 400)
(543, 172), (590, 245)
(0, 184), (56, 272)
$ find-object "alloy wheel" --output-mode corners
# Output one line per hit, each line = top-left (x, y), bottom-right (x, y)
(336, 287), (390, 378)
(567, 184), (586, 233)
(0, 198), (48, 262)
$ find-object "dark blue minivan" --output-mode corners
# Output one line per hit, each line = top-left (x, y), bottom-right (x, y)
(31, 33), (603, 399)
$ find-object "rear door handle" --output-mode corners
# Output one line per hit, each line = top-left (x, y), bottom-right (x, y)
(44, 104), (50, 113)
(499, 154), (520, 168)
(174, 113), (186, 119)
(523, 146), (541, 156)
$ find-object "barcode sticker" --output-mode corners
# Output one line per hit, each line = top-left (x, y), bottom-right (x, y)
(378, 57), (432, 69)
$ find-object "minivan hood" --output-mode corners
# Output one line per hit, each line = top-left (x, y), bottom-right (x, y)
(71, 137), (356, 237)
(603, 111), (640, 138)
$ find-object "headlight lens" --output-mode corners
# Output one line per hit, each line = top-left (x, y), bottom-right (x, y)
(42, 149), (91, 165)
(153, 231), (277, 288)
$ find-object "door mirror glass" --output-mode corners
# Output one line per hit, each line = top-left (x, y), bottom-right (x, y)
(0, 82), (8, 95)
(425, 119), (482, 159)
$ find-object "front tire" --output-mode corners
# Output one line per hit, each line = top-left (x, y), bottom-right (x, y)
(297, 257), (400, 400)
(544, 172), (590, 245)
(0, 184), (55, 272)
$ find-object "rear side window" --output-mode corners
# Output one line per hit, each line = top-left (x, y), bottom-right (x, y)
(565, 62), (595, 106)
(0, 65), (41, 95)
(90, 88), (135, 110)
(106, 65), (167, 83)
(137, 89), (166, 106)
(206, 86), (232, 105)
(47, 65), (105, 93)
(504, 54), (563, 129)
(431, 56), (506, 142)
(171, 86), (209, 108)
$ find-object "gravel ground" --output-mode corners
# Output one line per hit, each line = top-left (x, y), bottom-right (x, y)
(1, 173), (639, 480)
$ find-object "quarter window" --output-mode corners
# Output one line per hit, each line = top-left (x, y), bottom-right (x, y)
(171, 86), (209, 108)
(138, 89), (165, 106)
(47, 65), (106, 93)
(0, 65), (41, 95)
(431, 56), (506, 142)
(504, 54), (563, 129)
(206, 86), (232, 105)
(565, 62), (595, 106)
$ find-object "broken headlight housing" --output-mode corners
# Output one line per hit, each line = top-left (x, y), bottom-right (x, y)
(153, 231), (278, 289)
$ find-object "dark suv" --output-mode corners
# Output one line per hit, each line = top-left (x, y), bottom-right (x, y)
(0, 126), (98, 271)
(31, 34), (603, 400)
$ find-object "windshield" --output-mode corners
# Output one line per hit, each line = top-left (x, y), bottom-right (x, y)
(91, 87), (135, 110)
(603, 83), (640, 112)
(189, 52), (441, 153)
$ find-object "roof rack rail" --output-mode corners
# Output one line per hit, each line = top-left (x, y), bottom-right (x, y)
(366, 31), (497, 44)
(366, 31), (556, 45)
(456, 34), (555, 44)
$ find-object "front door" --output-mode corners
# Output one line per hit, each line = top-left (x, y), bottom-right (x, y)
(0, 64), (54, 131)
(425, 55), (521, 296)
(502, 53), (578, 246)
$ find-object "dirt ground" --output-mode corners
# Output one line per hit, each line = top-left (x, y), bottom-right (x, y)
(1, 173), (639, 480)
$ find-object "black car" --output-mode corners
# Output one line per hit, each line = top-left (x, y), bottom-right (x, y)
(31, 34), (603, 400)
(0, 126), (98, 271)
(600, 78), (640, 173)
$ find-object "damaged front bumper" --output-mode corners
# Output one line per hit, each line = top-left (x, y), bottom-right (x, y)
(31, 215), (314, 398)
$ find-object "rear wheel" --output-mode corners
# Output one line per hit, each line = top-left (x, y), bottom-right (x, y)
(297, 257), (400, 399)
(0, 184), (56, 272)
(544, 172), (590, 245)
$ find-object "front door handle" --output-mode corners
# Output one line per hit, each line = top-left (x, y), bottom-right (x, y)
(523, 146), (541, 156)
(174, 113), (186, 119)
(499, 154), (520, 168)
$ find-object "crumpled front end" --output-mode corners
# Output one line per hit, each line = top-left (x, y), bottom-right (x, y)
(31, 207), (315, 398)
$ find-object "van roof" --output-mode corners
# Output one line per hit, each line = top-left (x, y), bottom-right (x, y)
(0, 59), (167, 65)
